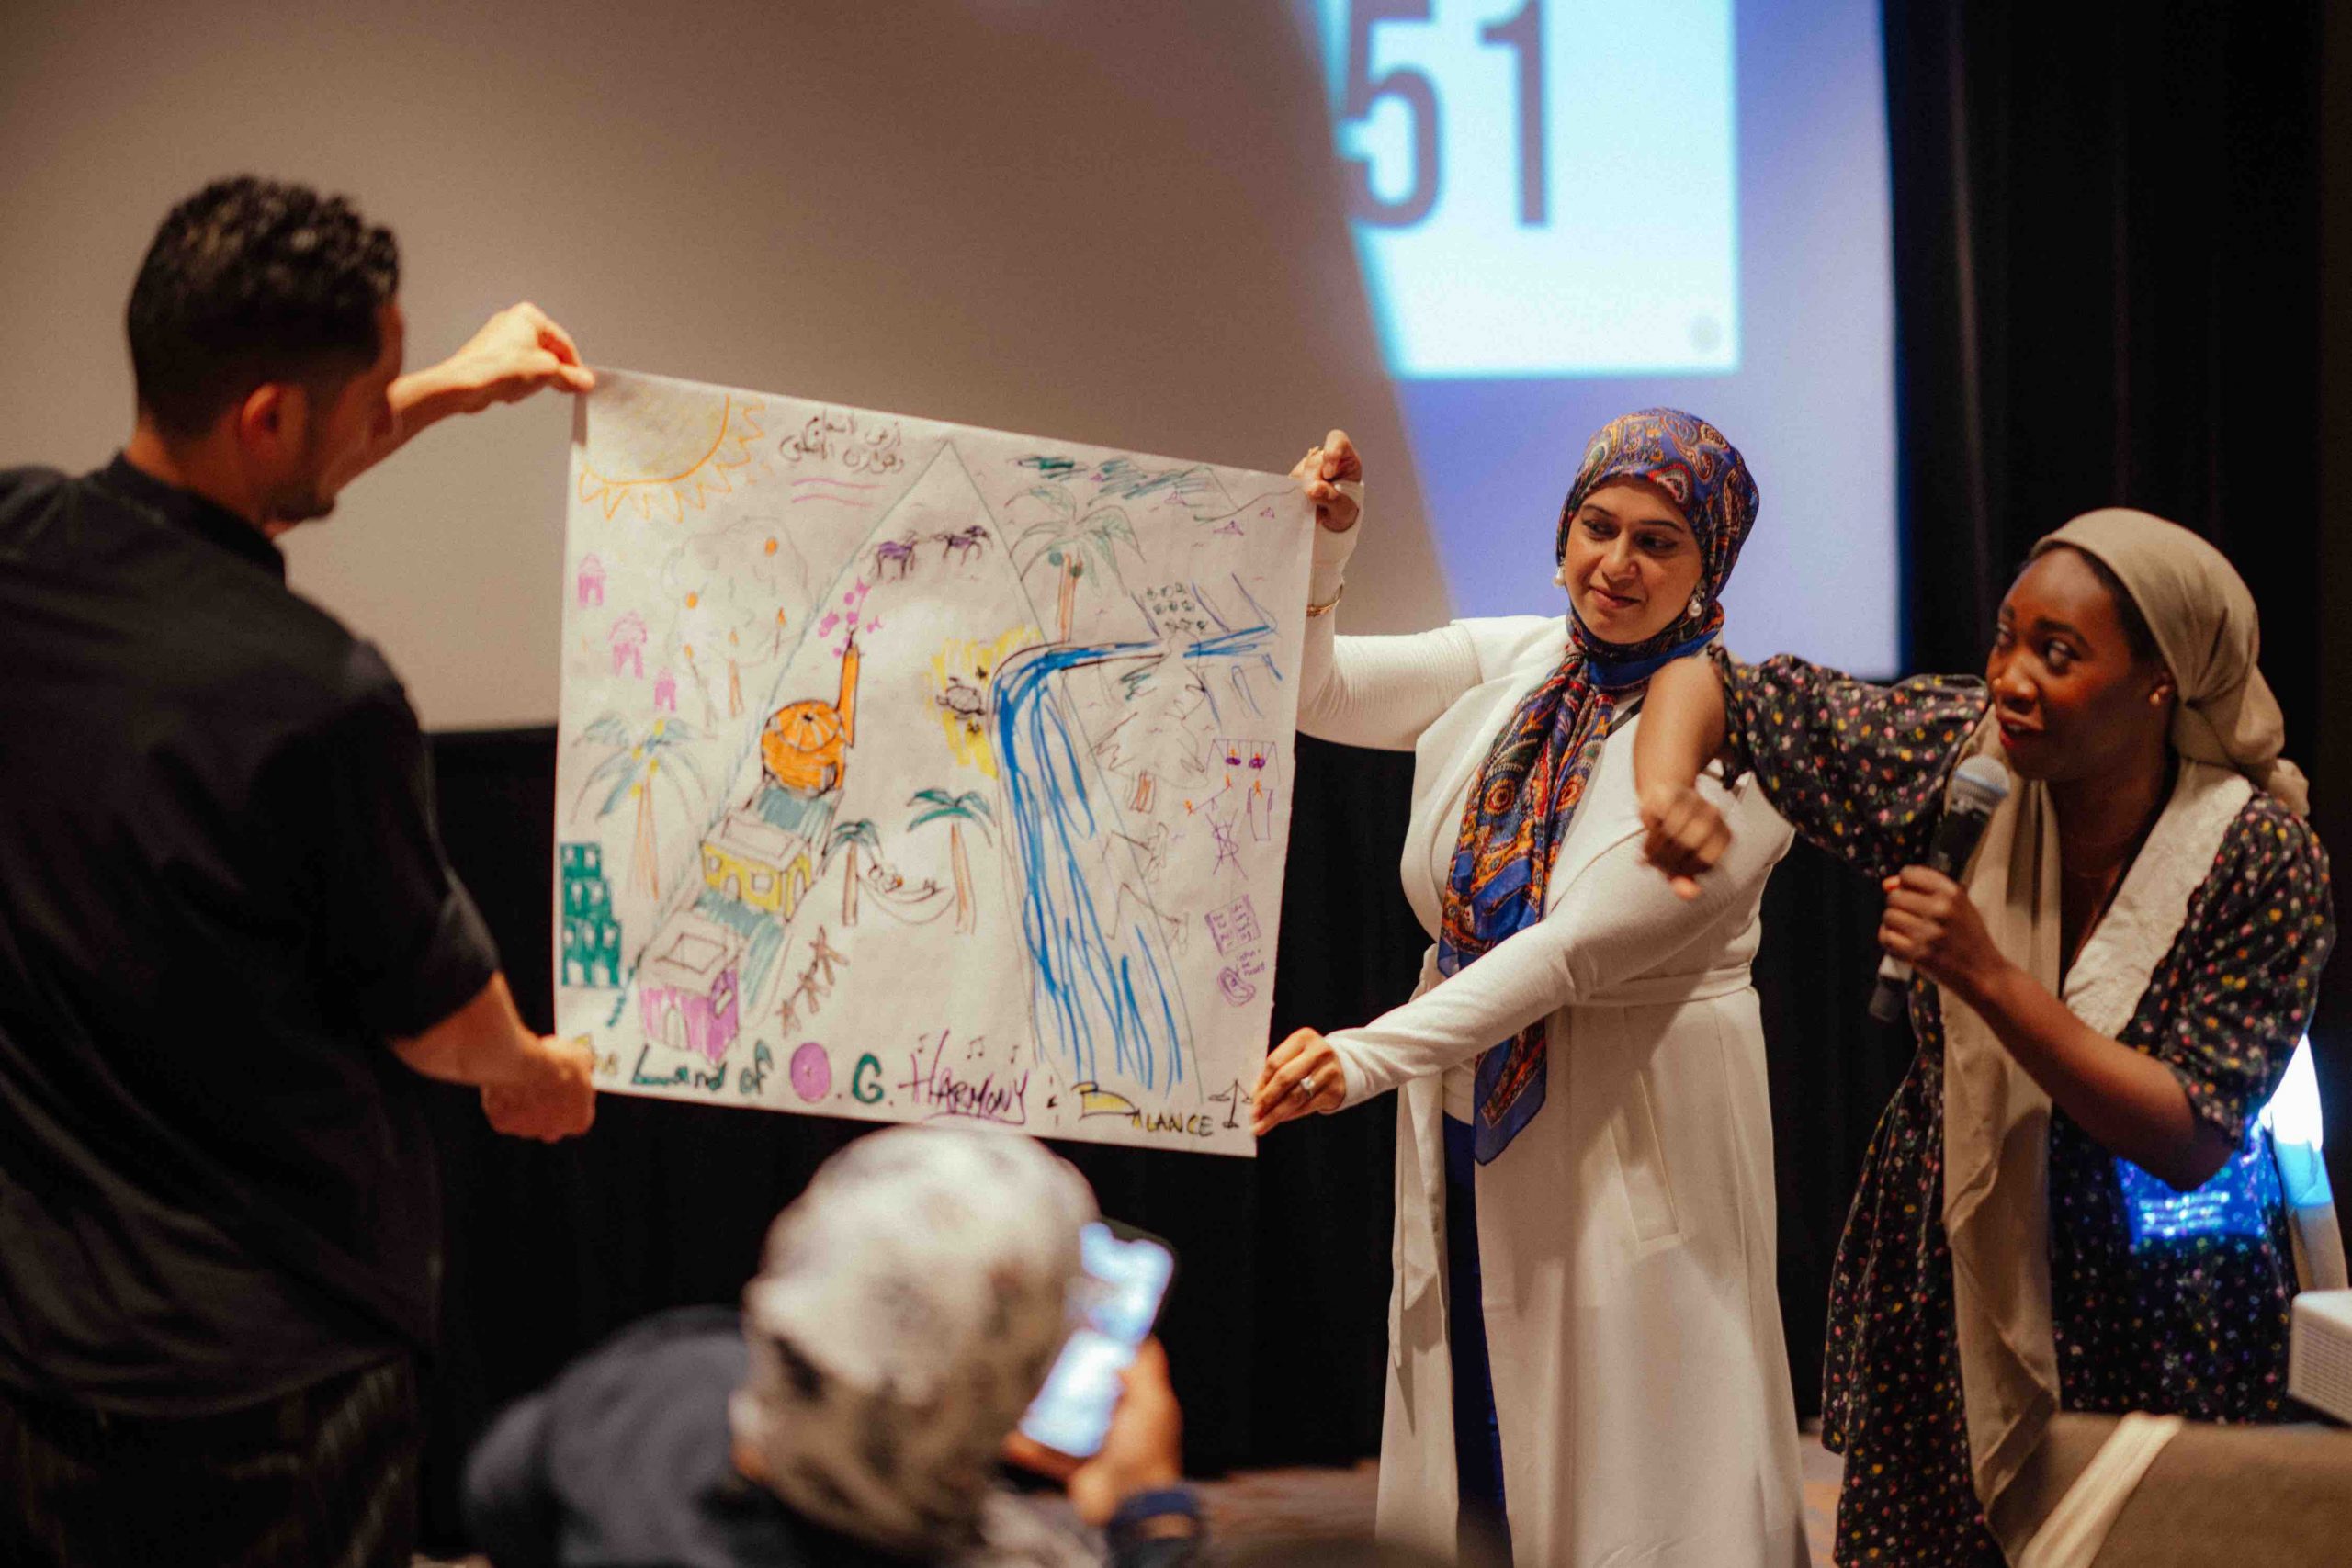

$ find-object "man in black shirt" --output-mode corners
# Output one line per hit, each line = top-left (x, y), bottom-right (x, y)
(0, 176), (599, 1568)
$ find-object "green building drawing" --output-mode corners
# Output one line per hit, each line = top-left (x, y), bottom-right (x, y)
(560, 841), (623, 987)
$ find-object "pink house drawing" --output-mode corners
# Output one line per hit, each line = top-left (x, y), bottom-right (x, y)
(577, 553), (606, 607)
(609, 612), (648, 678)
(638, 915), (742, 1066)
(653, 668), (678, 712)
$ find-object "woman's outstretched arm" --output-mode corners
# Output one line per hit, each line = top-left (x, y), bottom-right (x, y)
(1638, 652), (1992, 890)
(1291, 431), (1482, 751)
(1253, 778), (1787, 1130)
(1633, 652), (1732, 897)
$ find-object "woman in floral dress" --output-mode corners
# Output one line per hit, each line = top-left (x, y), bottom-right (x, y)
(1633, 509), (2333, 1565)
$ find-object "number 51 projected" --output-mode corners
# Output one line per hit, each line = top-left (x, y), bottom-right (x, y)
(1315, 0), (1739, 379)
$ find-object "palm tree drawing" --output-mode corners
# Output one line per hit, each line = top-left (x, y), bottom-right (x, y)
(577, 715), (706, 901)
(826, 818), (883, 928)
(1012, 488), (1139, 643)
(908, 788), (995, 934)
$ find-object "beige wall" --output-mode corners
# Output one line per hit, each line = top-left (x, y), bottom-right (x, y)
(1, 0), (1449, 730)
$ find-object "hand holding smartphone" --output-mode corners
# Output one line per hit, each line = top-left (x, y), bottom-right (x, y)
(1015, 1220), (1177, 1461)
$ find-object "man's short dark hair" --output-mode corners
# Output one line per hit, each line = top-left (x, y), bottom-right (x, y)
(127, 176), (401, 437)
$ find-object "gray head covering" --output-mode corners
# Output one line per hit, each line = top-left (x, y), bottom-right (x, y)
(730, 1127), (1098, 1562)
(2031, 508), (2308, 815)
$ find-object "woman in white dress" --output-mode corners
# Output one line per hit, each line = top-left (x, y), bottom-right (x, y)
(1253, 411), (1807, 1568)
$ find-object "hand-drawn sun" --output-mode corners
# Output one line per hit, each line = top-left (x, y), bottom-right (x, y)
(577, 391), (767, 524)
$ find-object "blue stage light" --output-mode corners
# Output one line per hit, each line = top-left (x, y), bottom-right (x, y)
(2122, 1037), (2327, 1249)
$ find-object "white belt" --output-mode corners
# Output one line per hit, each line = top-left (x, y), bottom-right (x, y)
(1408, 946), (1751, 1011)
(1577, 967), (1753, 1009)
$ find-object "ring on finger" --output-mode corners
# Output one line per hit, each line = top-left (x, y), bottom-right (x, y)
(1295, 1072), (1317, 1100)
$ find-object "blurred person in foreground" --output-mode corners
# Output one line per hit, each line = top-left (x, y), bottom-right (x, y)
(465, 1126), (1207, 1568)
(0, 175), (597, 1568)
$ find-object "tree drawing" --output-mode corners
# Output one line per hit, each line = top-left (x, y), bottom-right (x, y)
(662, 517), (809, 721)
(908, 788), (995, 935)
(577, 715), (707, 901)
(826, 818), (883, 928)
(1012, 486), (1140, 643)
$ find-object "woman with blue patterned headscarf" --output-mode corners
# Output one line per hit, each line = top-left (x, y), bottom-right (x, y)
(1253, 412), (1808, 1568)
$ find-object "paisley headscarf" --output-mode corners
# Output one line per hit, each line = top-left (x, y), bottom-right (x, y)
(1439, 408), (1758, 1165)
(730, 1126), (1100, 1564)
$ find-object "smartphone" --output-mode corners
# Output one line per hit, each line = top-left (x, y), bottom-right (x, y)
(1016, 1219), (1178, 1460)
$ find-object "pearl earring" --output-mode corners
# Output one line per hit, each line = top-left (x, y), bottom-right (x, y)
(1688, 590), (1706, 618)
(1555, 565), (1571, 587)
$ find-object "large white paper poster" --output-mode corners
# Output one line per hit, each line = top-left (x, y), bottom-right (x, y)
(555, 370), (1311, 1156)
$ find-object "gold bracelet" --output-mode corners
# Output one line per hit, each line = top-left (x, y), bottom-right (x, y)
(1305, 581), (1345, 617)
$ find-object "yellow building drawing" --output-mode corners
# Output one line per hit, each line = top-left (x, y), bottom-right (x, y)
(700, 808), (816, 916)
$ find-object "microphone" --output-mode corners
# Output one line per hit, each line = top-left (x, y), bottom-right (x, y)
(1868, 755), (2011, 1023)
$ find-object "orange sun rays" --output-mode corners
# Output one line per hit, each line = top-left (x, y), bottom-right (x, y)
(577, 395), (768, 524)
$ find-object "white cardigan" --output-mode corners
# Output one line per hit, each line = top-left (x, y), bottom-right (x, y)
(1297, 521), (1809, 1568)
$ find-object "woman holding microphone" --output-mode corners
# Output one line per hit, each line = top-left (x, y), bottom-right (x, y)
(1634, 513), (2335, 1565)
(1253, 412), (1807, 1568)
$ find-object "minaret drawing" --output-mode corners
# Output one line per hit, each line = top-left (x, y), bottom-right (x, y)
(760, 636), (861, 796)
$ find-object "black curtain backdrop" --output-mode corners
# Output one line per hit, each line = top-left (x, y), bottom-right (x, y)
(1881, 0), (2346, 1213)
(409, 5), (2346, 1551)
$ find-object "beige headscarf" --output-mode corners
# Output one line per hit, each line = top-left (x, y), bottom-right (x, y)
(1940, 508), (2309, 1561)
(2032, 509), (2307, 816)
